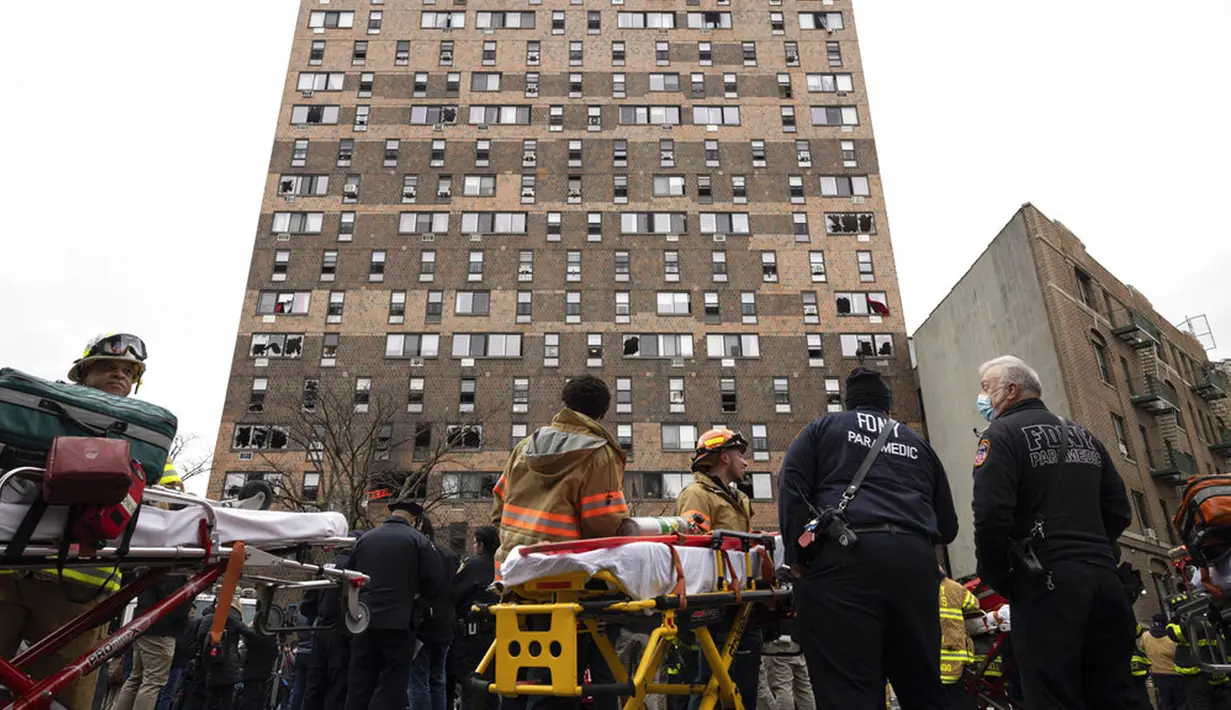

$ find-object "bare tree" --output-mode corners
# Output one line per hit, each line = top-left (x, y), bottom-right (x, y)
(167, 433), (213, 484)
(255, 380), (490, 528)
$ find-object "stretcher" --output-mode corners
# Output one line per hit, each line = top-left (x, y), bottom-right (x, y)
(468, 530), (788, 710)
(0, 466), (370, 710)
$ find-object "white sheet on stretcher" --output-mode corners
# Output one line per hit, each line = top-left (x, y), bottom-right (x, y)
(0, 484), (348, 551)
(501, 537), (784, 600)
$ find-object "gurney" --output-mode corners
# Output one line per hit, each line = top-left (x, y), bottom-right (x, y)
(0, 466), (370, 710)
(468, 530), (789, 710)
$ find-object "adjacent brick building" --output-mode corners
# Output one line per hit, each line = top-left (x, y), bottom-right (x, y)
(208, 0), (920, 552)
(914, 203), (1229, 615)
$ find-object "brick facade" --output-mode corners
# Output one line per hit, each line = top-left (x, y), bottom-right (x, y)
(209, 0), (920, 550)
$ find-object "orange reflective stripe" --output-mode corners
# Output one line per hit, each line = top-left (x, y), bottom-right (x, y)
(501, 504), (581, 538)
(580, 491), (626, 514)
(493, 475), (507, 498)
(580, 491), (624, 505)
(581, 501), (629, 519)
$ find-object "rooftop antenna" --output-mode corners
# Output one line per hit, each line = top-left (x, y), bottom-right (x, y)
(1178, 314), (1217, 352)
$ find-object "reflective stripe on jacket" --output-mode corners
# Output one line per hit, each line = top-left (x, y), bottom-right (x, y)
(491, 408), (627, 563)
(1131, 624), (1152, 677)
(939, 578), (979, 683)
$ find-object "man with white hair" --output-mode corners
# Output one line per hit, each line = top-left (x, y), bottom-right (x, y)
(971, 355), (1142, 709)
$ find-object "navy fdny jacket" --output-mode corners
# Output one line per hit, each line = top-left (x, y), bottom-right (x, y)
(778, 407), (958, 565)
(971, 398), (1132, 591)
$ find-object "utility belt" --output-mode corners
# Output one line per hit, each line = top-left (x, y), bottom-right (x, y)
(849, 523), (927, 539)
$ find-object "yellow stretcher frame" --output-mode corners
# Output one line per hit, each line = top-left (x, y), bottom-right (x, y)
(471, 535), (784, 710)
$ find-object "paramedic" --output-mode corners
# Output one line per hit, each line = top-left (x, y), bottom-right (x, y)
(345, 498), (444, 710)
(779, 367), (958, 710)
(676, 429), (764, 710)
(449, 526), (500, 710)
(489, 375), (628, 710)
(971, 355), (1143, 709)
(0, 333), (148, 710)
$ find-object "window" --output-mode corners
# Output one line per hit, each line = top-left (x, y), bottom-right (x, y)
(711, 251), (728, 282)
(811, 106), (859, 126)
(770, 12), (785, 33)
(668, 378), (686, 411)
(468, 105), (531, 125)
(250, 333), (304, 359)
(289, 105), (340, 125)
(827, 40), (842, 66)
(825, 377), (842, 411)
(451, 333), (523, 358)
(509, 376), (529, 408)
(657, 292), (691, 316)
(425, 289), (443, 326)
(835, 291), (889, 316)
(297, 72), (345, 92)
(788, 176), (806, 204)
(565, 251), (582, 282)
(352, 377), (372, 412)
(662, 425), (698, 451)
(622, 334), (694, 359)
(840, 333), (895, 358)
(857, 251), (874, 281)
(399, 212), (450, 234)
(700, 213), (749, 235)
(588, 105), (602, 130)
(615, 378), (633, 414)
(301, 471), (321, 501)
(439, 41), (454, 66)
(476, 11), (536, 29)
(773, 378), (791, 412)
(806, 73), (855, 93)
(612, 41), (626, 65)
(321, 333), (339, 362)
(308, 11), (355, 29)
(409, 106), (458, 125)
(338, 212), (354, 241)
(618, 12), (677, 28)
(841, 140), (857, 167)
(291, 139), (307, 167)
(614, 292), (630, 322)
(820, 176), (871, 197)
(656, 42), (671, 65)
(802, 292), (820, 323)
(739, 292), (757, 323)
(272, 250), (289, 280)
(547, 212), (562, 241)
(653, 176), (686, 197)
(386, 292), (407, 326)
(552, 10), (566, 32)
(570, 41), (583, 65)
(342, 174), (361, 202)
(761, 252), (778, 282)
(352, 41), (368, 65)
(785, 41), (800, 66)
(419, 251), (436, 282)
(470, 73), (502, 92)
(232, 425), (289, 451)
(457, 378), (477, 413)
(826, 213), (876, 234)
(705, 334), (760, 358)
(544, 333), (560, 367)
(621, 212), (687, 235)
(395, 40), (410, 65)
(649, 73), (681, 93)
(462, 175), (496, 197)
(619, 106), (682, 125)
(247, 377), (268, 414)
(455, 291), (491, 316)
(367, 250), (385, 281)
(617, 425), (633, 458)
(808, 251), (827, 282)
(751, 425), (769, 461)
(511, 424), (529, 450)
(357, 72), (374, 98)
(1112, 414), (1132, 458)
(659, 139), (675, 167)
(568, 175), (582, 203)
(614, 251), (631, 281)
(779, 74), (794, 100)
(693, 106), (740, 126)
(808, 334), (825, 366)
(446, 425), (483, 451)
(703, 292), (720, 320)
(569, 74), (583, 98)
(720, 378), (737, 413)
(549, 105), (564, 130)
(613, 175), (628, 203)
(742, 42), (757, 65)
(320, 250), (337, 281)
(1132, 490), (1152, 534)
(798, 11), (844, 30)
(461, 212), (528, 234)
(696, 175), (712, 203)
(421, 11), (466, 28)
(1075, 268), (1097, 308)
(565, 292), (582, 323)
(385, 333), (441, 358)
(515, 291), (533, 323)
(309, 40), (325, 65)
(527, 41), (541, 65)
(257, 291), (311, 315)
(1093, 337), (1112, 383)
(466, 251), (484, 281)
(521, 175), (536, 203)
(442, 472), (501, 500)
(515, 250), (534, 283)
(751, 140), (767, 167)
(413, 424), (432, 461)
(664, 251), (680, 282)
(687, 11), (731, 28)
(588, 11), (601, 32)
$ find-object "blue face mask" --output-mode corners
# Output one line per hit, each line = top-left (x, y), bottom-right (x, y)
(977, 394), (997, 422)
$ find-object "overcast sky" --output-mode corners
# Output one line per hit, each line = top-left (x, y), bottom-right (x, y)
(1, 1), (1227, 496)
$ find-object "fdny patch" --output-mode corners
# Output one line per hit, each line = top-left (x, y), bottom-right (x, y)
(974, 439), (990, 467)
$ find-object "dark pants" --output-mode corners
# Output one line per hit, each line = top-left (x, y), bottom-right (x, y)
(410, 640), (451, 710)
(453, 633), (498, 710)
(157, 667), (185, 710)
(1155, 674), (1189, 710)
(943, 681), (975, 710)
(287, 653), (310, 710)
(184, 683), (235, 710)
(303, 631), (350, 710)
(1190, 675), (1218, 710)
(524, 622), (620, 710)
(796, 531), (948, 710)
(345, 629), (413, 710)
(687, 629), (762, 710)
(238, 679), (268, 710)
(1010, 561), (1148, 710)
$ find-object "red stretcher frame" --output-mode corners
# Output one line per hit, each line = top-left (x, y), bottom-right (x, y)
(0, 561), (226, 710)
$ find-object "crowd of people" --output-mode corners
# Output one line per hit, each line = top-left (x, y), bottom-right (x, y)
(0, 335), (1207, 710)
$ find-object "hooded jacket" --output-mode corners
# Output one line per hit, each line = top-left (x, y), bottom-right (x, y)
(677, 472), (752, 533)
(491, 408), (628, 563)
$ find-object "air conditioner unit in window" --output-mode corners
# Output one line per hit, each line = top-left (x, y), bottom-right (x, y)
(568, 190), (582, 200)
(526, 87), (539, 97)
(438, 187), (452, 197)
(851, 196), (865, 203)
(661, 152), (674, 162)
(410, 357), (424, 367)
(343, 184), (358, 196)
(403, 187), (417, 200)
(712, 234), (727, 243)
(528, 52), (540, 62)
(588, 116), (601, 126)
(786, 52), (799, 63)
(523, 153), (537, 164)
(302, 89), (314, 97)
(521, 188), (535, 198)
(469, 233), (482, 242)
(421, 233), (436, 242)
(700, 28), (712, 34)
(797, 153), (812, 165)
(276, 233), (291, 242)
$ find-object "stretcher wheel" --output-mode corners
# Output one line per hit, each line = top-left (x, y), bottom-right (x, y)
(256, 603), (285, 635)
(345, 602), (370, 634)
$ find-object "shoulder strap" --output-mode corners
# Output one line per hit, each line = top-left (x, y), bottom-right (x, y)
(837, 417), (897, 513)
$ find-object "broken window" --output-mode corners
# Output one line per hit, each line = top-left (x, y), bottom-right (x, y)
(835, 292), (890, 316)
(840, 333), (895, 358)
(446, 425), (483, 450)
(232, 425), (289, 450)
(249, 333), (304, 358)
(825, 213), (875, 235)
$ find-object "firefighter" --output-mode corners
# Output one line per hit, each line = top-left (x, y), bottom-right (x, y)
(939, 569), (980, 710)
(676, 429), (761, 709)
(490, 375), (628, 710)
(779, 367), (959, 709)
(1130, 622), (1152, 703)
(1141, 613), (1187, 710)
(971, 355), (1145, 709)
(0, 333), (148, 710)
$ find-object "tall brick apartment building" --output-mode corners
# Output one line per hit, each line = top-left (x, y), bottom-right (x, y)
(208, 0), (919, 552)
(914, 203), (1229, 614)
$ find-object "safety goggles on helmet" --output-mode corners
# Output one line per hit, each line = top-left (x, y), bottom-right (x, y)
(689, 429), (749, 472)
(85, 334), (148, 362)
